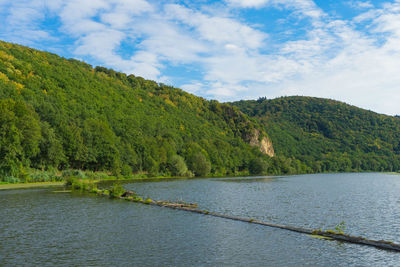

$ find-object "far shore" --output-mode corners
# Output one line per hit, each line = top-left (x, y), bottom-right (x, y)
(0, 182), (65, 190)
(2, 171), (398, 191)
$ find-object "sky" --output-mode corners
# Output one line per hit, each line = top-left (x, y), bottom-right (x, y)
(1, 0), (400, 115)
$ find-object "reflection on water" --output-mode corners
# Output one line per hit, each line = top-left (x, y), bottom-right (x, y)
(1, 173), (400, 266)
(214, 176), (281, 183)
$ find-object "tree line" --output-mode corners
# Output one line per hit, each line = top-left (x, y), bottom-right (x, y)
(0, 41), (305, 181)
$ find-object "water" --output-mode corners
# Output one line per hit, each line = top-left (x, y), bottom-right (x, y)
(1, 173), (400, 266)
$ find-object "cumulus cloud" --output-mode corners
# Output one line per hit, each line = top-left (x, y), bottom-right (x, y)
(165, 4), (267, 49)
(1, 0), (400, 114)
(348, 1), (374, 9)
(226, 0), (324, 19)
(0, 0), (62, 44)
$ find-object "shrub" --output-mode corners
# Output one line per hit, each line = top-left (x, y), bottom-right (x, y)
(62, 169), (87, 179)
(109, 183), (125, 198)
(87, 181), (98, 193)
(335, 221), (346, 234)
(168, 155), (189, 177)
(3, 176), (21, 183)
(86, 171), (112, 180)
(71, 179), (85, 191)
(28, 170), (61, 182)
(188, 153), (211, 177)
(249, 158), (268, 175)
(121, 164), (133, 177)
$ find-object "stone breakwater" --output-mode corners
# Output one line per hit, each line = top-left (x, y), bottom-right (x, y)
(73, 180), (400, 253)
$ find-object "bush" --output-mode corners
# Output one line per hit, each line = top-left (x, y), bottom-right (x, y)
(121, 164), (133, 177)
(62, 169), (87, 179)
(168, 155), (189, 177)
(69, 178), (97, 192)
(249, 158), (268, 175)
(71, 179), (86, 191)
(188, 153), (211, 177)
(109, 183), (125, 198)
(3, 176), (21, 183)
(28, 170), (61, 182)
(83, 171), (111, 180)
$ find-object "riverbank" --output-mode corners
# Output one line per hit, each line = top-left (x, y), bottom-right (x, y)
(0, 182), (65, 190)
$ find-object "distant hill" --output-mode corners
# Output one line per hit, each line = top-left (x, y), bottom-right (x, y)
(2, 40), (396, 179)
(233, 96), (400, 172)
(0, 40), (285, 179)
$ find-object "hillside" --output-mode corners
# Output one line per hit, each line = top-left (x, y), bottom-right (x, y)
(0, 40), (286, 179)
(233, 96), (400, 172)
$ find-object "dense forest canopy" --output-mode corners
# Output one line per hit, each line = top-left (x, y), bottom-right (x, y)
(1, 40), (399, 182)
(233, 96), (400, 172)
(1, 41), (304, 180)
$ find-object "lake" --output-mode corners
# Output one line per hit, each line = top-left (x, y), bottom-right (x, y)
(1, 173), (400, 266)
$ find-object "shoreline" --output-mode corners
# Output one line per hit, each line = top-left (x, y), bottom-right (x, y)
(0, 182), (65, 190)
(1, 171), (398, 191)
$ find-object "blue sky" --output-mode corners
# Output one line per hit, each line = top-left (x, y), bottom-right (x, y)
(1, 0), (400, 115)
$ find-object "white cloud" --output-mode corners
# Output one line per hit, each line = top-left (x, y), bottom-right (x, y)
(181, 82), (204, 94)
(164, 4), (267, 49)
(2, 0), (400, 114)
(348, 1), (374, 9)
(0, 0), (62, 44)
(226, 0), (324, 20)
(74, 29), (125, 59)
(226, 0), (269, 8)
(205, 0), (399, 115)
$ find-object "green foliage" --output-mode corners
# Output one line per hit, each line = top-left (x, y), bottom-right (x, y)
(27, 169), (62, 182)
(233, 96), (400, 173)
(187, 152), (211, 176)
(32, 122), (65, 169)
(0, 40), (278, 178)
(83, 118), (120, 171)
(0, 99), (40, 177)
(168, 155), (191, 177)
(334, 221), (346, 234)
(3, 176), (21, 183)
(69, 178), (98, 192)
(249, 158), (268, 175)
(83, 171), (113, 180)
(62, 169), (87, 179)
(109, 183), (125, 198)
(143, 198), (153, 204)
(120, 164), (133, 177)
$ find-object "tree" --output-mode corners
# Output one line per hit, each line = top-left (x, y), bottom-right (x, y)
(32, 121), (65, 169)
(0, 100), (23, 177)
(188, 152), (211, 176)
(249, 158), (268, 175)
(82, 118), (120, 171)
(0, 99), (41, 177)
(168, 155), (189, 176)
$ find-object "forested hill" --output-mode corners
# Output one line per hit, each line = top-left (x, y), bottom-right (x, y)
(233, 96), (400, 172)
(0, 40), (285, 179)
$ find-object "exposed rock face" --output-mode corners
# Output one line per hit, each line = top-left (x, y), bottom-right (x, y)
(259, 137), (275, 157)
(247, 129), (275, 157)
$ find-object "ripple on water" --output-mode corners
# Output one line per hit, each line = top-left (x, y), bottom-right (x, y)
(1, 173), (400, 266)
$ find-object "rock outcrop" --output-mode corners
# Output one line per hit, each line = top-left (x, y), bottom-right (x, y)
(246, 129), (275, 157)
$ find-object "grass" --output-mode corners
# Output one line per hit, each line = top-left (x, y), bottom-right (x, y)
(0, 182), (65, 190)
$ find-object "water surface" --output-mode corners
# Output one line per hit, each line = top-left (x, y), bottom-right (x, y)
(1, 173), (400, 266)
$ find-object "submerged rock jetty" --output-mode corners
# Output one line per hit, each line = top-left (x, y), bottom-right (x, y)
(70, 179), (400, 252)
